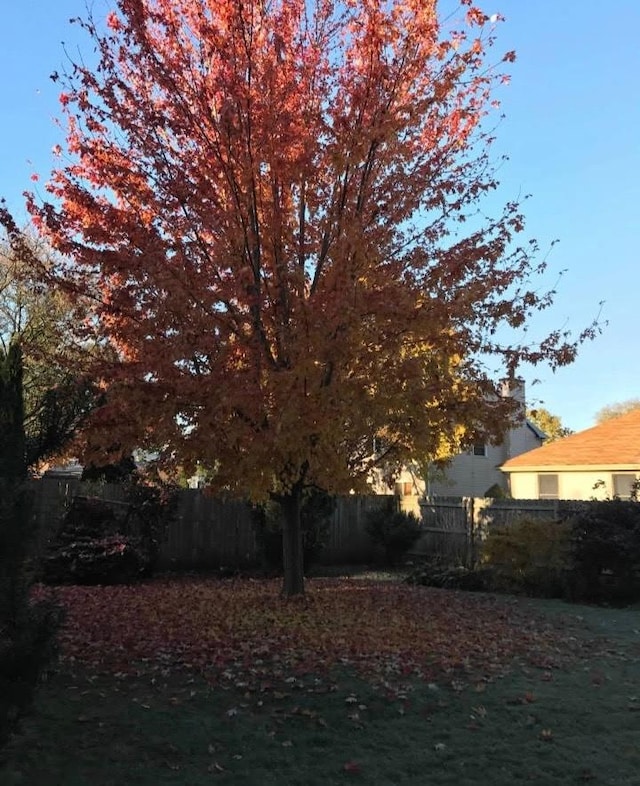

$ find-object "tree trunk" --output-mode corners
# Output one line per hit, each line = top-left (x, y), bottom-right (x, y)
(280, 486), (305, 597)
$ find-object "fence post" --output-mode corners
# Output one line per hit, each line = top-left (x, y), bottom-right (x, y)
(466, 497), (474, 569)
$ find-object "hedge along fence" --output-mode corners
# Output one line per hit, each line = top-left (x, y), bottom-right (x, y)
(413, 497), (640, 604)
(29, 479), (396, 570)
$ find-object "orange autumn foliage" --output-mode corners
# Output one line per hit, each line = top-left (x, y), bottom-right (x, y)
(21, 1), (597, 592)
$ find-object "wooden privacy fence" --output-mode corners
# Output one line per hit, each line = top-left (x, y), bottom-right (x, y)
(416, 496), (561, 567)
(27, 480), (574, 570)
(29, 479), (395, 569)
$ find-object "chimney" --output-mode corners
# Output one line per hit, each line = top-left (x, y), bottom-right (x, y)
(500, 377), (525, 407)
(500, 377), (526, 461)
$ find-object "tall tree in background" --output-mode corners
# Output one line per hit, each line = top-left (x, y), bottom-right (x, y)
(595, 399), (640, 424)
(0, 223), (97, 470)
(25, 0), (595, 595)
(526, 407), (573, 443)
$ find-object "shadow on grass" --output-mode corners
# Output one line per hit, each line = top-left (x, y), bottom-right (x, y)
(3, 655), (640, 786)
(2, 592), (640, 786)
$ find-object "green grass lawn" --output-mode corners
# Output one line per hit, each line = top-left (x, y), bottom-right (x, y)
(2, 579), (640, 785)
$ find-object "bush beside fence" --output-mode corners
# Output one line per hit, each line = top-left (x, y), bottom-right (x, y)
(414, 496), (640, 604)
(417, 497), (563, 567)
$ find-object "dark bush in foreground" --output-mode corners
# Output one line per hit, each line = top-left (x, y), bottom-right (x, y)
(41, 483), (177, 585)
(567, 500), (640, 603)
(366, 501), (422, 566)
(1, 481), (63, 752)
(0, 596), (63, 752)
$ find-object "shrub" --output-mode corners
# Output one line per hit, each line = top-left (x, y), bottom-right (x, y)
(252, 488), (334, 573)
(405, 559), (491, 591)
(481, 518), (572, 598)
(365, 501), (423, 566)
(41, 481), (177, 585)
(124, 481), (178, 576)
(0, 481), (63, 751)
(567, 500), (640, 603)
(42, 531), (148, 585)
(409, 505), (640, 605)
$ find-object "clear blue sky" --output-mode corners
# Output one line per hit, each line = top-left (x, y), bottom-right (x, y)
(1, 1), (638, 433)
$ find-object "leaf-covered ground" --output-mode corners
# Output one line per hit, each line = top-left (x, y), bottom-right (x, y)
(35, 576), (596, 686)
(4, 579), (640, 785)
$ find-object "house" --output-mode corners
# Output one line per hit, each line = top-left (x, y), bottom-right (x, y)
(41, 460), (84, 480)
(500, 408), (640, 500)
(372, 379), (546, 507)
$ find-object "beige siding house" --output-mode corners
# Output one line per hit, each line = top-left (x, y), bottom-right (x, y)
(427, 420), (544, 497)
(501, 409), (640, 500)
(372, 380), (546, 507)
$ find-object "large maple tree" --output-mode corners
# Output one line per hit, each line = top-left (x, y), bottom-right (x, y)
(26, 0), (594, 595)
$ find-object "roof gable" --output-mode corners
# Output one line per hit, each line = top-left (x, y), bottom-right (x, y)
(501, 408), (640, 470)
(525, 420), (547, 441)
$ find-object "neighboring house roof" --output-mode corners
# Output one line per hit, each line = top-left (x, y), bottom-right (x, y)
(501, 409), (640, 471)
(42, 461), (84, 480)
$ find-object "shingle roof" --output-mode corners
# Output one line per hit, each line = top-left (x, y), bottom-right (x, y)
(501, 408), (640, 470)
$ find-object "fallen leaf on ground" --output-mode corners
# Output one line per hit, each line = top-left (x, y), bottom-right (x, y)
(539, 729), (553, 741)
(31, 579), (599, 688)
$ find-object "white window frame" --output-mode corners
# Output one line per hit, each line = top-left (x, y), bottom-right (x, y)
(538, 473), (559, 500)
(612, 473), (638, 500)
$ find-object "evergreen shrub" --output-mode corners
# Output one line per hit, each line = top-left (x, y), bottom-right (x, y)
(365, 499), (422, 566)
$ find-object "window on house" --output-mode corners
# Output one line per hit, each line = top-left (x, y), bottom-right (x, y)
(538, 474), (559, 500)
(472, 443), (487, 457)
(394, 481), (415, 497)
(612, 473), (638, 499)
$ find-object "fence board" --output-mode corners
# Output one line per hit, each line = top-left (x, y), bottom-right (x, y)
(414, 497), (472, 564)
(322, 495), (394, 563)
(474, 498), (558, 530)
